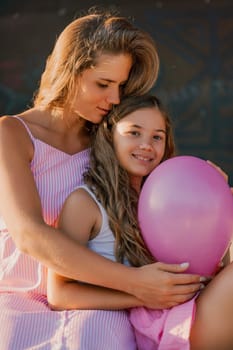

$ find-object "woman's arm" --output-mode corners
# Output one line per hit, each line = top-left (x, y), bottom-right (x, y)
(0, 116), (202, 308)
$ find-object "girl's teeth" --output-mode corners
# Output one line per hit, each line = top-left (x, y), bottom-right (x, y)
(135, 155), (150, 161)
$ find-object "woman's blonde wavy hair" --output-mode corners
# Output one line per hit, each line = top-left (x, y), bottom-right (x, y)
(84, 95), (176, 266)
(33, 8), (159, 118)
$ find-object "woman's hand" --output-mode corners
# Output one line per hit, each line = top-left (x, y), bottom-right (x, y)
(131, 261), (205, 309)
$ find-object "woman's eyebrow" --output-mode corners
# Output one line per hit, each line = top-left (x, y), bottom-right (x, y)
(99, 78), (128, 84)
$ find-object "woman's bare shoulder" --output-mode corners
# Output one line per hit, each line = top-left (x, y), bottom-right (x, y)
(0, 109), (34, 130)
(0, 111), (35, 156)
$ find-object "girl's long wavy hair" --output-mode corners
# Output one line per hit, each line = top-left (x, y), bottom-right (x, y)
(33, 8), (159, 120)
(84, 95), (176, 266)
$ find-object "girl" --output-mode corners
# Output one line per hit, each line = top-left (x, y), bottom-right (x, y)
(47, 95), (209, 349)
(48, 94), (233, 350)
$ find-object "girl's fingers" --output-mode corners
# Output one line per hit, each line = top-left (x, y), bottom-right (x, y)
(206, 160), (228, 182)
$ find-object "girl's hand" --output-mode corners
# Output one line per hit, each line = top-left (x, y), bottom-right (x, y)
(207, 160), (228, 183)
(214, 261), (225, 275)
(207, 160), (233, 194)
(132, 261), (205, 309)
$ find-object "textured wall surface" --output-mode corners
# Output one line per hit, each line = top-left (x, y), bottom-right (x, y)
(0, 0), (232, 183)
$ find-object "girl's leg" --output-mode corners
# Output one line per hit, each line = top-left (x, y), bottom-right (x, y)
(190, 262), (233, 350)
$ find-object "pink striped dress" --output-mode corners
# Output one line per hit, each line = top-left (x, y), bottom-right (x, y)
(0, 117), (136, 350)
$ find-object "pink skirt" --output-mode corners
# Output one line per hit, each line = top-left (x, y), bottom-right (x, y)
(129, 297), (197, 350)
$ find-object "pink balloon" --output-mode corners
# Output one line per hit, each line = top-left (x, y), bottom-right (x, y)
(138, 156), (233, 275)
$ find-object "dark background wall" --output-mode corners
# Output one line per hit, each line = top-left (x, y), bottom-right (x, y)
(0, 0), (232, 184)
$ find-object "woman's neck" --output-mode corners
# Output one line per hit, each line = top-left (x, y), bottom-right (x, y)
(22, 108), (91, 155)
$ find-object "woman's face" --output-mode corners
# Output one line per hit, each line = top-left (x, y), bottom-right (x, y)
(71, 53), (132, 124)
(113, 107), (167, 189)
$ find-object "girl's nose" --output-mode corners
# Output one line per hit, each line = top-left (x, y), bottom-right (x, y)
(139, 143), (153, 151)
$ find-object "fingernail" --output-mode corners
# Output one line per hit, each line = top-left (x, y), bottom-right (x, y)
(200, 276), (207, 282)
(180, 262), (189, 268)
(200, 284), (205, 290)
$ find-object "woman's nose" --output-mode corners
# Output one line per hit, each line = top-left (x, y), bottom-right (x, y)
(106, 88), (120, 105)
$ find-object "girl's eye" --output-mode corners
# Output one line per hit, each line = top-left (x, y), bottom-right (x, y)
(153, 135), (164, 141)
(129, 130), (140, 136)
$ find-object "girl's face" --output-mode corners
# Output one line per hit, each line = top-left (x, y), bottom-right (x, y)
(113, 107), (166, 189)
(71, 53), (132, 124)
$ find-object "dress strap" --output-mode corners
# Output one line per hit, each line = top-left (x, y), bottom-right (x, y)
(11, 115), (35, 142)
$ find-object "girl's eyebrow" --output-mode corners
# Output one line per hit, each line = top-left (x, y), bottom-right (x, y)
(131, 124), (167, 133)
(155, 129), (167, 134)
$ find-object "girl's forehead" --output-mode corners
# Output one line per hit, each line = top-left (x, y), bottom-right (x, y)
(114, 108), (166, 134)
(121, 107), (164, 124)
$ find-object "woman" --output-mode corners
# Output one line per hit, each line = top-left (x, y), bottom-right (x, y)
(0, 8), (206, 349)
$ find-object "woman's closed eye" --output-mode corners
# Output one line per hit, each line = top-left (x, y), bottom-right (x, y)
(97, 82), (109, 88)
